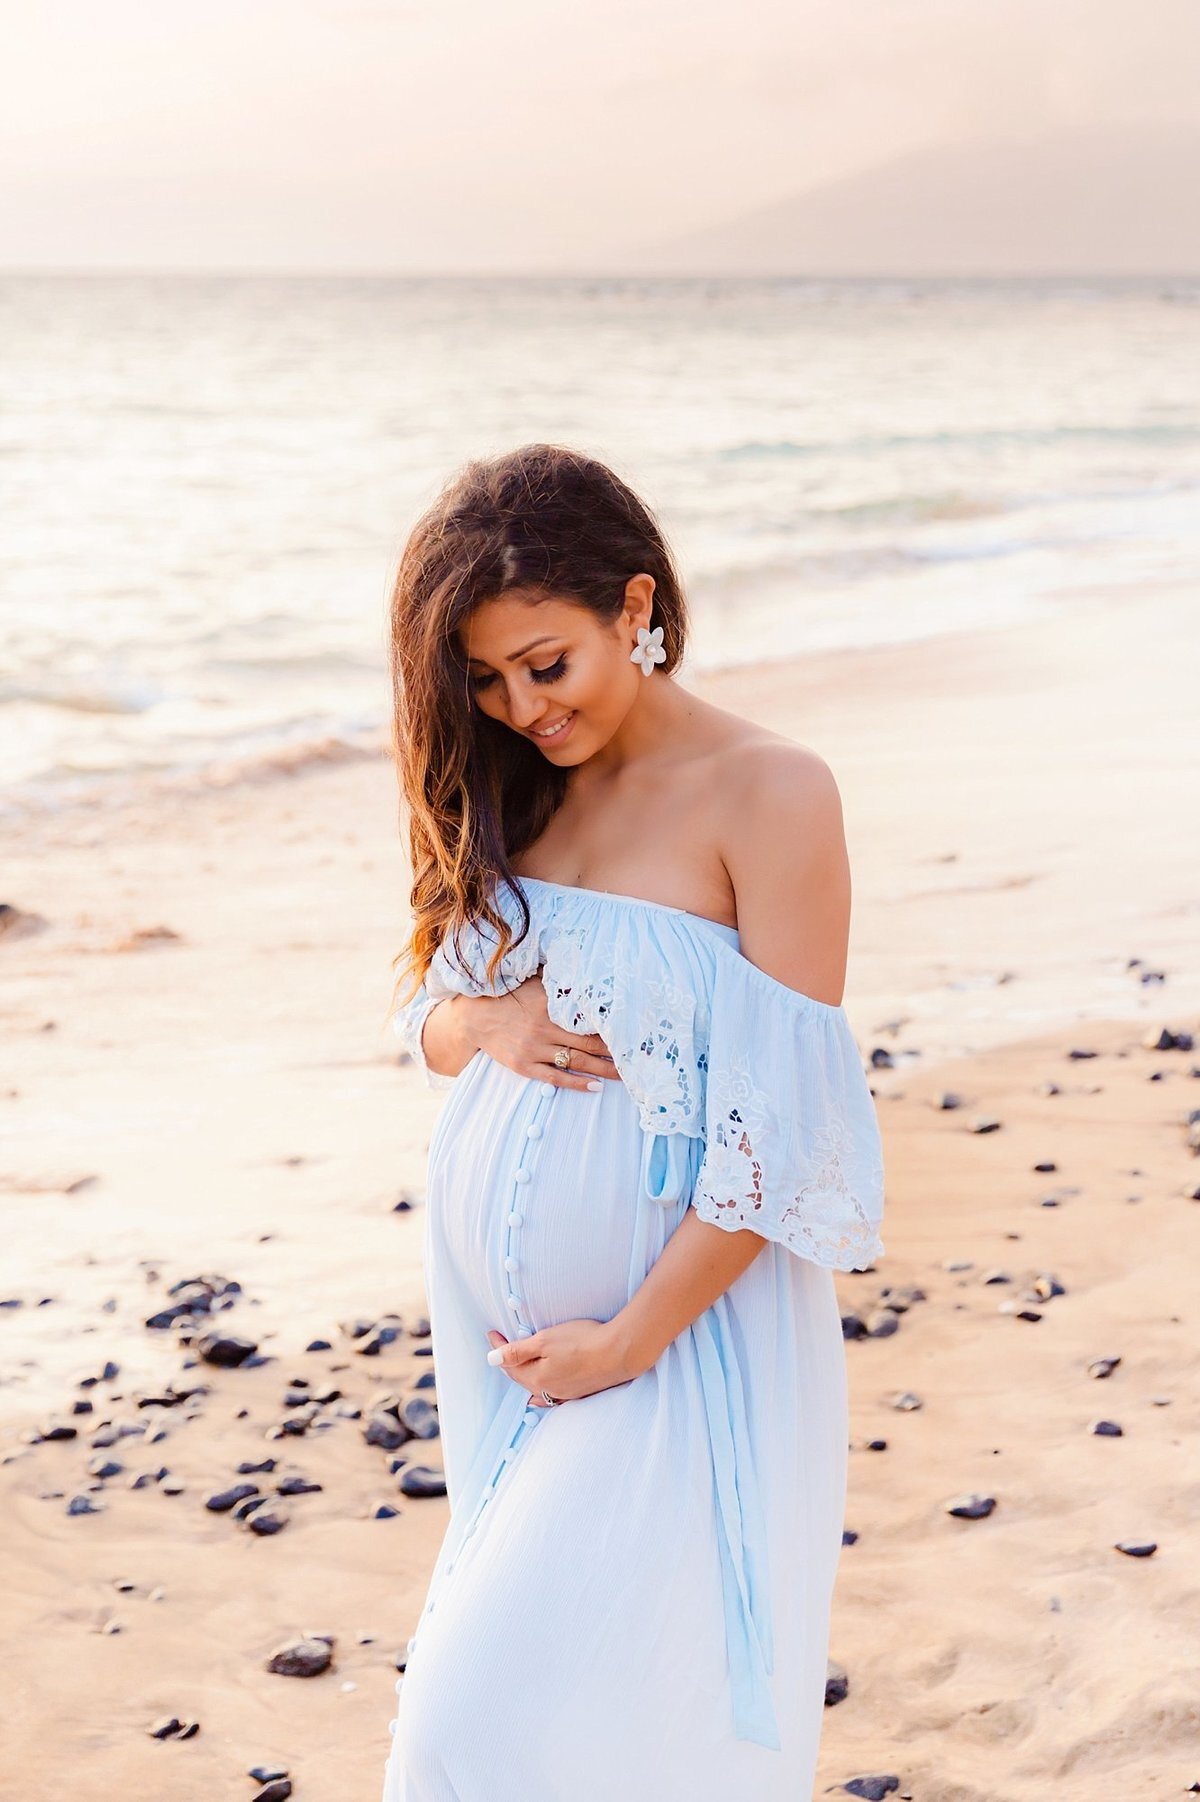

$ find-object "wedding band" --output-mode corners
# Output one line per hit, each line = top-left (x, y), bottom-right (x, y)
(540, 1388), (560, 1407)
(552, 1046), (572, 1070)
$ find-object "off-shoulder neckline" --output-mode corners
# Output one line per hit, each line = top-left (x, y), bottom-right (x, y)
(511, 872), (741, 941)
(507, 872), (847, 1017)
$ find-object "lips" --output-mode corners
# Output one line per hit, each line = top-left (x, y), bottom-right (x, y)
(529, 712), (575, 742)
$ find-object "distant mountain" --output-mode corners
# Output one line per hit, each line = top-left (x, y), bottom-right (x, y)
(618, 126), (1200, 277)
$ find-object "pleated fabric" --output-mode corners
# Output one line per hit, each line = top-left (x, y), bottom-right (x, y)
(380, 877), (886, 1802)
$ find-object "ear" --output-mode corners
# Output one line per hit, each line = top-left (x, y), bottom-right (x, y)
(623, 573), (656, 633)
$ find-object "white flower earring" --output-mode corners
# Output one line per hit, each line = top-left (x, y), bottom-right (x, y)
(630, 623), (666, 676)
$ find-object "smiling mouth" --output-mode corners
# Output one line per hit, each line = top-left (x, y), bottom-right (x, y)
(529, 713), (575, 741)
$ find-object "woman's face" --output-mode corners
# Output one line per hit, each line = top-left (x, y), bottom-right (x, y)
(458, 579), (655, 763)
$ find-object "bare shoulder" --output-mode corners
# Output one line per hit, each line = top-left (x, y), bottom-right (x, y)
(714, 732), (846, 867)
(709, 731), (851, 1005)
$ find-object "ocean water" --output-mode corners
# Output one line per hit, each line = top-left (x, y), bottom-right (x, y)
(1, 273), (1197, 816)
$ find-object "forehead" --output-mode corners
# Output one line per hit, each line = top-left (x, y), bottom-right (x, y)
(459, 591), (593, 663)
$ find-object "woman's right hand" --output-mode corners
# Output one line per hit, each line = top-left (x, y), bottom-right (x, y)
(470, 972), (623, 1092)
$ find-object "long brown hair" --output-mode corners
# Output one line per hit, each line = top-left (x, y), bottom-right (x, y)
(389, 442), (689, 1008)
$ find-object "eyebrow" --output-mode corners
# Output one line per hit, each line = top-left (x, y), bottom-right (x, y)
(465, 634), (559, 668)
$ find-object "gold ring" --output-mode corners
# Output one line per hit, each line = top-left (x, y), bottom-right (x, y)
(552, 1046), (572, 1070)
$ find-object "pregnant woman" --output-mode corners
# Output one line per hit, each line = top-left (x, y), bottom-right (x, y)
(379, 443), (886, 1801)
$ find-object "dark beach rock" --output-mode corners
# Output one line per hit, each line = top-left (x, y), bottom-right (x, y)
(146, 1715), (200, 1740)
(841, 1312), (868, 1340)
(237, 1457), (277, 1475)
(232, 1494), (270, 1520)
(251, 1782), (293, 1802)
(159, 1475), (186, 1495)
(412, 1345), (434, 1357)
(245, 1506), (289, 1536)
(248, 1768), (289, 1785)
(37, 1420), (78, 1442)
(876, 1284), (925, 1313)
(276, 1474), (322, 1496)
(375, 1503), (401, 1518)
(1090, 1419), (1123, 1436)
(969, 1115), (1002, 1133)
(1032, 1159), (1058, 1172)
(864, 1438), (888, 1452)
(305, 1338), (333, 1352)
(413, 1370), (437, 1391)
(206, 1483), (261, 1513)
(1031, 1274), (1066, 1300)
(942, 1258), (973, 1272)
(365, 1413), (411, 1452)
(398, 1396), (440, 1439)
(842, 1778), (900, 1800)
(77, 1360), (120, 1388)
(869, 1047), (894, 1068)
(864, 1310), (899, 1338)
(397, 1465), (447, 1498)
(1143, 1026), (1193, 1052)
(981, 1268), (1011, 1284)
(197, 1332), (258, 1368)
(1114, 1539), (1157, 1557)
(945, 1492), (996, 1519)
(935, 1092), (962, 1109)
(1088, 1356), (1122, 1379)
(1066, 1047), (1099, 1059)
(408, 1316), (432, 1338)
(842, 1528), (859, 1544)
(88, 1457), (124, 1479)
(825, 1659), (849, 1705)
(266, 1636), (333, 1677)
(66, 1494), (104, 1515)
(340, 1317), (376, 1339)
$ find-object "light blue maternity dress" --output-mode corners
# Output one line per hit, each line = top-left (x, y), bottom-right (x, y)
(380, 875), (886, 1802)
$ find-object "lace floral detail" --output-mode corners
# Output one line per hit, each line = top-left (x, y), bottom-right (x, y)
(692, 1105), (885, 1272)
(396, 879), (886, 1269)
(534, 917), (705, 1135)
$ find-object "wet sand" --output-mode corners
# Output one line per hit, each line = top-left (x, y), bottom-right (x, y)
(2, 577), (1198, 1800)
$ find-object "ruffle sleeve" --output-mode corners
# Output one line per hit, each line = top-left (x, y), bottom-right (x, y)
(391, 981), (459, 1091)
(688, 945), (886, 1272)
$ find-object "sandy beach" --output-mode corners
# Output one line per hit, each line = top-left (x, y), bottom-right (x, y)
(2, 577), (1198, 1801)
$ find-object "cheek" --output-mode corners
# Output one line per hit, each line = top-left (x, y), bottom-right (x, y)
(564, 658), (625, 715)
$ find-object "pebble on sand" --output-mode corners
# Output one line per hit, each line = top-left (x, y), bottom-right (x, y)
(266, 1636), (334, 1677)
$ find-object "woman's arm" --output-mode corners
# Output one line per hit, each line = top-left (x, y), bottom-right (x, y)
(420, 993), (485, 1080)
(490, 743), (853, 1401)
(418, 977), (624, 1092)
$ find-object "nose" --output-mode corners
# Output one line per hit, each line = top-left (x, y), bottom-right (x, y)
(506, 684), (547, 731)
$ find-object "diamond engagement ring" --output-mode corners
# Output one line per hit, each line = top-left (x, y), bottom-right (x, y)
(552, 1046), (572, 1070)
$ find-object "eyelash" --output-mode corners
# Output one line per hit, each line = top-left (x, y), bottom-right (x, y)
(470, 655), (567, 691)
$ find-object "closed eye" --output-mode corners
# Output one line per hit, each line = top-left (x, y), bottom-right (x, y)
(470, 655), (567, 691)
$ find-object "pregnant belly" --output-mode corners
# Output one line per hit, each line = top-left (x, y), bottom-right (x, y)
(426, 1054), (672, 1337)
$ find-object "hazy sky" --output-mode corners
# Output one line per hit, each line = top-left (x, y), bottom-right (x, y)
(2, 0), (1196, 271)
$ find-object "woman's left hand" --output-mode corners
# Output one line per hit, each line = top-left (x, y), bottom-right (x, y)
(485, 1318), (634, 1405)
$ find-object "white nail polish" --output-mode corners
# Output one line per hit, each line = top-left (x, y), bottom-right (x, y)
(586, 1080), (602, 1091)
(486, 1347), (504, 1366)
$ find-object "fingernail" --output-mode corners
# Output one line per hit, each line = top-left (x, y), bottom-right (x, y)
(486, 1347), (504, 1366)
(586, 1080), (602, 1091)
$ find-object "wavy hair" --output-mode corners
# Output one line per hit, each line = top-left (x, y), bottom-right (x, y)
(389, 442), (689, 1010)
